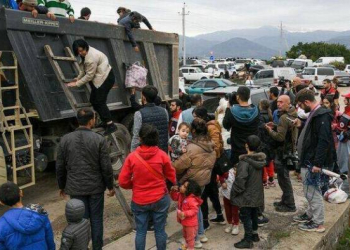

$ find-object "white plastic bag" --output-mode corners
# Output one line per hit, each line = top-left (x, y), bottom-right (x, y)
(324, 185), (348, 204)
(125, 62), (148, 89)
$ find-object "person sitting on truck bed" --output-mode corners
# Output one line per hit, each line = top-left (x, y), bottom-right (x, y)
(78, 7), (90, 20)
(67, 39), (117, 135)
(118, 11), (153, 52)
(38, 0), (74, 22)
(117, 6), (154, 30)
(16, 0), (55, 19)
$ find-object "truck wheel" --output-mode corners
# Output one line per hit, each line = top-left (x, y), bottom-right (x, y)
(94, 124), (131, 174)
(34, 152), (48, 172)
(121, 113), (134, 134)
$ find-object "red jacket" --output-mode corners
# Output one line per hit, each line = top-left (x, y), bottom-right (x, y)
(119, 145), (176, 205)
(170, 191), (203, 227)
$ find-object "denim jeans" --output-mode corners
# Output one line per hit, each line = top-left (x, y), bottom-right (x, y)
(131, 195), (170, 250)
(71, 193), (104, 250)
(240, 207), (258, 242)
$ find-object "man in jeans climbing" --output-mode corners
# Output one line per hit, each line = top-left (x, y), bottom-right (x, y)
(293, 89), (336, 232)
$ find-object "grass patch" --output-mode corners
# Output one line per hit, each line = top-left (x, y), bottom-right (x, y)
(272, 231), (291, 240)
(337, 227), (350, 250)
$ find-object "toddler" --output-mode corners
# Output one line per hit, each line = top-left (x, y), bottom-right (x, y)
(169, 122), (190, 161)
(171, 180), (203, 250)
(220, 168), (240, 235)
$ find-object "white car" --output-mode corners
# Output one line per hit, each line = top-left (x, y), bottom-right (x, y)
(344, 65), (350, 74)
(180, 67), (213, 83)
(301, 67), (335, 87)
(314, 57), (344, 67)
(234, 59), (252, 71)
(252, 67), (296, 86)
(204, 63), (236, 78)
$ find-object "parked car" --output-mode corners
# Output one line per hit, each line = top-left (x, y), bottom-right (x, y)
(301, 67), (335, 88)
(202, 86), (270, 113)
(291, 59), (314, 73)
(204, 63), (225, 78)
(344, 64), (350, 74)
(314, 57), (344, 67)
(186, 79), (235, 95)
(334, 71), (350, 86)
(251, 67), (296, 86)
(180, 66), (213, 83)
(286, 59), (294, 67)
(234, 59), (252, 71)
(271, 60), (285, 68)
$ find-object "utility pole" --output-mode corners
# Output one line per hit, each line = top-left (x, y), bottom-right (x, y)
(179, 3), (189, 66)
(279, 21), (283, 58)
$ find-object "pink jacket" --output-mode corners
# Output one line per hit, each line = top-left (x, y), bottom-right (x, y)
(170, 191), (203, 227)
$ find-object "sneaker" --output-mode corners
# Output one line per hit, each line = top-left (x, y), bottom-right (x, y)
(104, 123), (117, 135)
(258, 215), (269, 227)
(199, 234), (208, 243)
(225, 225), (233, 233)
(252, 234), (260, 242)
(203, 220), (211, 231)
(273, 201), (284, 207)
(299, 220), (326, 233)
(293, 213), (311, 223)
(210, 214), (226, 225)
(194, 240), (202, 249)
(275, 204), (296, 213)
(231, 225), (239, 235)
(234, 239), (253, 249)
(263, 182), (269, 189)
(268, 180), (276, 187)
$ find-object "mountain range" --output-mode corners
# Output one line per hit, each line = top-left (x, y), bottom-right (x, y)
(180, 26), (350, 59)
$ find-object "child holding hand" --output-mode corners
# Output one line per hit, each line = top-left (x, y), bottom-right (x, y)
(171, 180), (203, 250)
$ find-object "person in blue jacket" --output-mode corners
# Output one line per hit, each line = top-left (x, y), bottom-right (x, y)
(0, 182), (56, 250)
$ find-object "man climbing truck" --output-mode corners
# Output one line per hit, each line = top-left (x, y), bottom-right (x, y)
(0, 6), (179, 225)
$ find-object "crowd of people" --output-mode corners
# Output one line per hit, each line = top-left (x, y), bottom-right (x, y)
(0, 77), (348, 249)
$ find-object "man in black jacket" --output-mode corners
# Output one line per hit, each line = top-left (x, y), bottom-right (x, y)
(223, 86), (260, 165)
(56, 108), (115, 250)
(293, 89), (336, 233)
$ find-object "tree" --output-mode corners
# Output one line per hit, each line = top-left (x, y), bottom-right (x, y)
(286, 42), (350, 63)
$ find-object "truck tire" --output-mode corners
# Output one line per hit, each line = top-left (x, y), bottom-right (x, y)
(94, 123), (131, 174)
(121, 113), (134, 134)
(34, 152), (48, 172)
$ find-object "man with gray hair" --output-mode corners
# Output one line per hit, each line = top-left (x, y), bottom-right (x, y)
(265, 95), (298, 212)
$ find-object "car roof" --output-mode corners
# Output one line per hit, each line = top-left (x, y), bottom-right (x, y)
(203, 85), (268, 95)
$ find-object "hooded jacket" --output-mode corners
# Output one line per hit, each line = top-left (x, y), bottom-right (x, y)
(119, 145), (176, 205)
(0, 204), (55, 250)
(230, 153), (266, 208)
(207, 120), (224, 158)
(223, 104), (260, 159)
(268, 106), (298, 157)
(173, 139), (216, 187)
(298, 107), (336, 170)
(60, 199), (90, 250)
(170, 192), (203, 227)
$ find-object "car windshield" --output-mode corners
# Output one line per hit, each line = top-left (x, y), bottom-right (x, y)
(195, 68), (203, 73)
(302, 68), (316, 75)
(315, 59), (322, 63)
(218, 64), (226, 69)
(235, 59), (249, 64)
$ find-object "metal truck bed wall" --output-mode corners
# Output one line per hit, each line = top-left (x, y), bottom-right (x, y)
(0, 8), (179, 122)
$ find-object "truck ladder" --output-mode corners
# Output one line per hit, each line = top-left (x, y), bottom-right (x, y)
(44, 45), (91, 112)
(0, 51), (35, 188)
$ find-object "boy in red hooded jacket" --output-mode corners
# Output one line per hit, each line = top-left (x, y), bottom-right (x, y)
(171, 180), (203, 250)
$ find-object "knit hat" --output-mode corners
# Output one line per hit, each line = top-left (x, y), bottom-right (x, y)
(23, 0), (38, 6)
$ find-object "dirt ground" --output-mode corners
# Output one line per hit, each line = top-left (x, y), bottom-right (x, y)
(1, 85), (349, 249)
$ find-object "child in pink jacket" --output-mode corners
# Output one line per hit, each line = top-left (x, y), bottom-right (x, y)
(171, 180), (203, 250)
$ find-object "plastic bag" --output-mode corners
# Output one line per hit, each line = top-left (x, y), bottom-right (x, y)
(324, 184), (348, 204)
(125, 62), (148, 89)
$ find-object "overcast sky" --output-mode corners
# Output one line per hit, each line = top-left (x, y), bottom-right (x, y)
(71, 0), (349, 36)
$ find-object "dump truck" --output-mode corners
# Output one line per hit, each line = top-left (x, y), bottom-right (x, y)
(0, 7), (179, 225)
